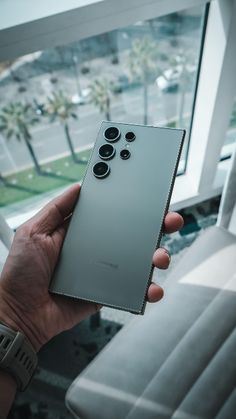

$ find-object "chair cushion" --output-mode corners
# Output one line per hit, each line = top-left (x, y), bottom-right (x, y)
(66, 226), (236, 419)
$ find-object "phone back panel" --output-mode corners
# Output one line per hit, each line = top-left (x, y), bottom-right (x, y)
(50, 121), (185, 314)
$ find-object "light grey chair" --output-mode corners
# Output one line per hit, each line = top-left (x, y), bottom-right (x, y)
(66, 145), (236, 419)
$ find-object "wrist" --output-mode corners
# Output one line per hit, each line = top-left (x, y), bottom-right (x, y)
(0, 369), (17, 391)
(0, 287), (41, 352)
(0, 322), (38, 392)
(0, 370), (17, 418)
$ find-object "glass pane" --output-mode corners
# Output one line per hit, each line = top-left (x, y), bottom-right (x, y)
(0, 5), (206, 212)
(221, 98), (236, 159)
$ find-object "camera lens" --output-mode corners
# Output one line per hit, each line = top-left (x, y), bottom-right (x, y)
(125, 131), (136, 142)
(104, 127), (120, 142)
(99, 144), (115, 160)
(93, 162), (110, 178)
(120, 149), (131, 160)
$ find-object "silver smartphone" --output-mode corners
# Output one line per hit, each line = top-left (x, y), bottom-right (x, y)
(50, 121), (185, 314)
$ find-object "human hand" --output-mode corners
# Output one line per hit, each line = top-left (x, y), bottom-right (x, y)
(0, 184), (183, 352)
(148, 210), (183, 302)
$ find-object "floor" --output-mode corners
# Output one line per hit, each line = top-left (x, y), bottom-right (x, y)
(8, 195), (221, 419)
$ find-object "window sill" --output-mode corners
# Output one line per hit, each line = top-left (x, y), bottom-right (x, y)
(5, 158), (229, 230)
(170, 157), (230, 211)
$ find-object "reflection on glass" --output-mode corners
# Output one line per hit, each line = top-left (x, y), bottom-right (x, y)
(221, 99), (236, 159)
(0, 6), (205, 209)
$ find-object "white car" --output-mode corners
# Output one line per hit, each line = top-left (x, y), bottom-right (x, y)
(71, 88), (91, 105)
(156, 64), (196, 92)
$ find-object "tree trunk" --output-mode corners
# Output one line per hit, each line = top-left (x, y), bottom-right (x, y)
(178, 65), (188, 127)
(143, 82), (148, 125)
(72, 57), (82, 98)
(148, 20), (156, 37)
(0, 173), (6, 186)
(105, 97), (111, 121)
(24, 136), (41, 175)
(105, 111), (111, 121)
(178, 79), (186, 127)
(178, 91), (186, 127)
(64, 123), (78, 163)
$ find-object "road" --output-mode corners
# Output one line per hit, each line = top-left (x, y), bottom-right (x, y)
(0, 87), (193, 175)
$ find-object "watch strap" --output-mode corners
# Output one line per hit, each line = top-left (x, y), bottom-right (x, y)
(0, 323), (38, 391)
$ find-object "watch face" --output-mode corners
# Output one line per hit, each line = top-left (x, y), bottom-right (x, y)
(0, 323), (38, 391)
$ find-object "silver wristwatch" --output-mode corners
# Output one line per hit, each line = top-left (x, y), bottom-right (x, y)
(0, 323), (38, 391)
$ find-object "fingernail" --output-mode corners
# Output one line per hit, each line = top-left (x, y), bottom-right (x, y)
(163, 249), (170, 261)
(162, 248), (169, 255)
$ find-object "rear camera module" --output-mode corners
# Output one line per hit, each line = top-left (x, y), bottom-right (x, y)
(120, 149), (131, 160)
(104, 127), (120, 142)
(93, 161), (110, 178)
(99, 144), (115, 160)
(125, 131), (136, 142)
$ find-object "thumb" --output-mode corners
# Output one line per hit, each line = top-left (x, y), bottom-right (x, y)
(25, 184), (81, 235)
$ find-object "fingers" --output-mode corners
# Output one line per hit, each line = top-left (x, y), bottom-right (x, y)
(148, 248), (168, 303)
(147, 283), (164, 303)
(163, 212), (183, 234)
(26, 184), (81, 235)
(52, 216), (72, 245)
(148, 212), (183, 305)
(153, 247), (170, 269)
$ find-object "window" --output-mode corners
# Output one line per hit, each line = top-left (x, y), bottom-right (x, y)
(221, 98), (236, 160)
(0, 5), (206, 212)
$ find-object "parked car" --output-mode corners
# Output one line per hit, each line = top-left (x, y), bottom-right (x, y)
(156, 63), (196, 93)
(71, 88), (91, 105)
(112, 75), (141, 94)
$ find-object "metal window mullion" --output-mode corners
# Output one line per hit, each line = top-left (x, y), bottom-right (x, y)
(186, 0), (236, 196)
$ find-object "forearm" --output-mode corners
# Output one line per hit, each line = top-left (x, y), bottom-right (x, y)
(0, 289), (36, 418)
(0, 290), (18, 419)
(0, 370), (17, 419)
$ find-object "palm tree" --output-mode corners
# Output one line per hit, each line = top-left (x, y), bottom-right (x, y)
(128, 36), (159, 125)
(169, 50), (196, 127)
(89, 78), (112, 121)
(0, 102), (41, 174)
(0, 172), (6, 186)
(46, 91), (80, 163)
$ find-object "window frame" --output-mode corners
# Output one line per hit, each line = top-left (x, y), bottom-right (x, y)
(173, 0), (236, 210)
(0, 0), (210, 61)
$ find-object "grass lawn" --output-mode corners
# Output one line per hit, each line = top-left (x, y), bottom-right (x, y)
(0, 149), (92, 207)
